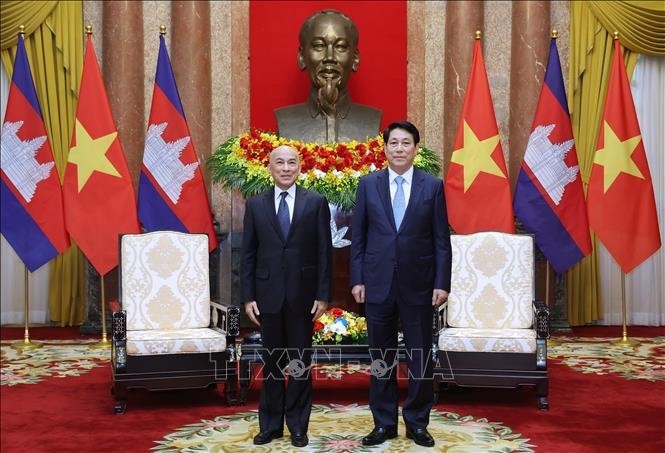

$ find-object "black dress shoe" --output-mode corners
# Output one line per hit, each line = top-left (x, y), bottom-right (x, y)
(406, 427), (435, 447)
(361, 427), (398, 446)
(253, 430), (283, 445)
(291, 432), (309, 447)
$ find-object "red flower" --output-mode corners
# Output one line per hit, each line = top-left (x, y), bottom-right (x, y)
(313, 321), (324, 333)
(330, 307), (344, 318)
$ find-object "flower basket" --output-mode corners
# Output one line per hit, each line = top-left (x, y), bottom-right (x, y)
(312, 308), (368, 345)
(208, 129), (442, 212)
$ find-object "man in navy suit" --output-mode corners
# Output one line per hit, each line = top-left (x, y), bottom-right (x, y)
(350, 120), (452, 448)
(241, 145), (332, 448)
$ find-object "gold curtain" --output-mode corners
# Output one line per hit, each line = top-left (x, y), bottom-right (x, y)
(1, 1), (85, 326)
(567, 1), (665, 325)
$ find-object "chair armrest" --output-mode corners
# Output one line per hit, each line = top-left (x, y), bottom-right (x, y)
(211, 301), (240, 337)
(532, 300), (550, 339)
(111, 311), (127, 372)
(432, 300), (448, 333)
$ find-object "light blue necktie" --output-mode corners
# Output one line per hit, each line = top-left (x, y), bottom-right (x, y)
(277, 191), (290, 237)
(393, 176), (405, 229)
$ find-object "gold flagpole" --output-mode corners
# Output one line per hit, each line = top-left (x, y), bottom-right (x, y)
(90, 274), (111, 349)
(11, 266), (42, 352)
(611, 271), (639, 347)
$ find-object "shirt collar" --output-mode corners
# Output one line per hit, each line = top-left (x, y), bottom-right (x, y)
(388, 166), (414, 185)
(274, 184), (296, 200)
(307, 88), (352, 119)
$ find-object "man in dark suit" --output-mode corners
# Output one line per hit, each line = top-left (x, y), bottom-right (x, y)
(350, 120), (452, 448)
(241, 145), (332, 448)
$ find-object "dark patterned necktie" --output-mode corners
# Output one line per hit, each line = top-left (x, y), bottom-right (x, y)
(277, 191), (290, 237)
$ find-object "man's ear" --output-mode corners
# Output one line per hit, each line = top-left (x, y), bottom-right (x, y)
(352, 49), (360, 72)
(297, 48), (306, 71)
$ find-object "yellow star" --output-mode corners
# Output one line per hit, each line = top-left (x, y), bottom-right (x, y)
(68, 119), (120, 192)
(450, 120), (505, 192)
(594, 121), (643, 193)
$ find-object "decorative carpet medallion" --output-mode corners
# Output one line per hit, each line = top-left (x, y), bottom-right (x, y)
(0, 339), (110, 386)
(153, 403), (534, 452)
(548, 336), (665, 381)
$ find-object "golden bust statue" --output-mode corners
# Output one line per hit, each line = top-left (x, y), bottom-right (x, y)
(274, 9), (382, 143)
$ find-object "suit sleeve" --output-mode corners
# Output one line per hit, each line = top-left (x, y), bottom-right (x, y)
(350, 177), (368, 287)
(433, 181), (452, 292)
(316, 196), (333, 301)
(240, 198), (258, 304)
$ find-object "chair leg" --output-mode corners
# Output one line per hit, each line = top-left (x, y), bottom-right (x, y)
(537, 396), (549, 411)
(113, 383), (128, 415)
(536, 380), (549, 411)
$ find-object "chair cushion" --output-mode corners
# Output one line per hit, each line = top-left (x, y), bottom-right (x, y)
(126, 328), (227, 355)
(438, 327), (536, 353)
(121, 232), (211, 331)
(447, 232), (534, 329)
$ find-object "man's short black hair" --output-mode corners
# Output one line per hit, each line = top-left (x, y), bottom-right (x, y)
(383, 120), (420, 145)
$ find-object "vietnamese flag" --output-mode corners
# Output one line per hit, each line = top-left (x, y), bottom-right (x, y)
(63, 34), (140, 276)
(587, 38), (661, 274)
(444, 36), (514, 233)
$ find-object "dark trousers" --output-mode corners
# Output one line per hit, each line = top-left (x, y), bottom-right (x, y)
(258, 304), (313, 434)
(365, 275), (434, 430)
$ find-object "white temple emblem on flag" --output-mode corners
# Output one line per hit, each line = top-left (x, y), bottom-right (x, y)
(143, 122), (198, 204)
(524, 124), (579, 205)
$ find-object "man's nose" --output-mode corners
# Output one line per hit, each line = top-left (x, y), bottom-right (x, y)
(324, 44), (335, 61)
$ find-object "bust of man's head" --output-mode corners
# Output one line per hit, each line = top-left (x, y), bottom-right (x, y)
(274, 9), (382, 143)
(297, 9), (359, 116)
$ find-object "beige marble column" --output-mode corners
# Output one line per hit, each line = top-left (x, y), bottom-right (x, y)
(407, 2), (426, 134)
(230, 1), (250, 232)
(508, 1), (550, 191)
(171, 1), (212, 188)
(443, 0), (484, 171)
(102, 1), (144, 189)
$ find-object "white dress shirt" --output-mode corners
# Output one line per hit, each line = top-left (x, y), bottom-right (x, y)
(388, 166), (414, 207)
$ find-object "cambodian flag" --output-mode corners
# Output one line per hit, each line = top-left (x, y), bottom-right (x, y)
(138, 34), (218, 250)
(514, 37), (591, 273)
(1, 34), (69, 271)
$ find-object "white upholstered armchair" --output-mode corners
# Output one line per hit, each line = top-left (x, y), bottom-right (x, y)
(111, 231), (240, 414)
(433, 231), (550, 410)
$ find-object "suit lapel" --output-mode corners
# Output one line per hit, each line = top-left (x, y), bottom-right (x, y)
(289, 185), (308, 241)
(263, 189), (285, 242)
(400, 169), (424, 232)
(376, 169), (396, 230)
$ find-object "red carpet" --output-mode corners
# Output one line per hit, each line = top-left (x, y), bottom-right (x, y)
(1, 327), (664, 452)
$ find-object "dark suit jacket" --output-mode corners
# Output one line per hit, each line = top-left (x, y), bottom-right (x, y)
(350, 168), (452, 304)
(241, 185), (332, 314)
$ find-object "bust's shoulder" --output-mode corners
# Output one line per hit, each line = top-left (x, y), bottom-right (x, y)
(274, 103), (309, 120)
(347, 102), (382, 119)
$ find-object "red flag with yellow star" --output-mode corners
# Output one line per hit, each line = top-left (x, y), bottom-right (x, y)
(63, 35), (140, 275)
(444, 37), (514, 233)
(587, 38), (661, 274)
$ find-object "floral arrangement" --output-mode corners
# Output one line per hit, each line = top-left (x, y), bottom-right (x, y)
(312, 307), (368, 345)
(208, 129), (441, 212)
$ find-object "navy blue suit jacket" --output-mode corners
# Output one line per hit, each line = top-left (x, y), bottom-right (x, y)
(350, 168), (452, 304)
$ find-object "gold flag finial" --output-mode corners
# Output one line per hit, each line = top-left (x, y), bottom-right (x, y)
(552, 29), (558, 39)
(85, 24), (92, 35)
(475, 30), (481, 40)
(18, 25), (25, 35)
(160, 25), (166, 35)
(613, 31), (619, 40)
